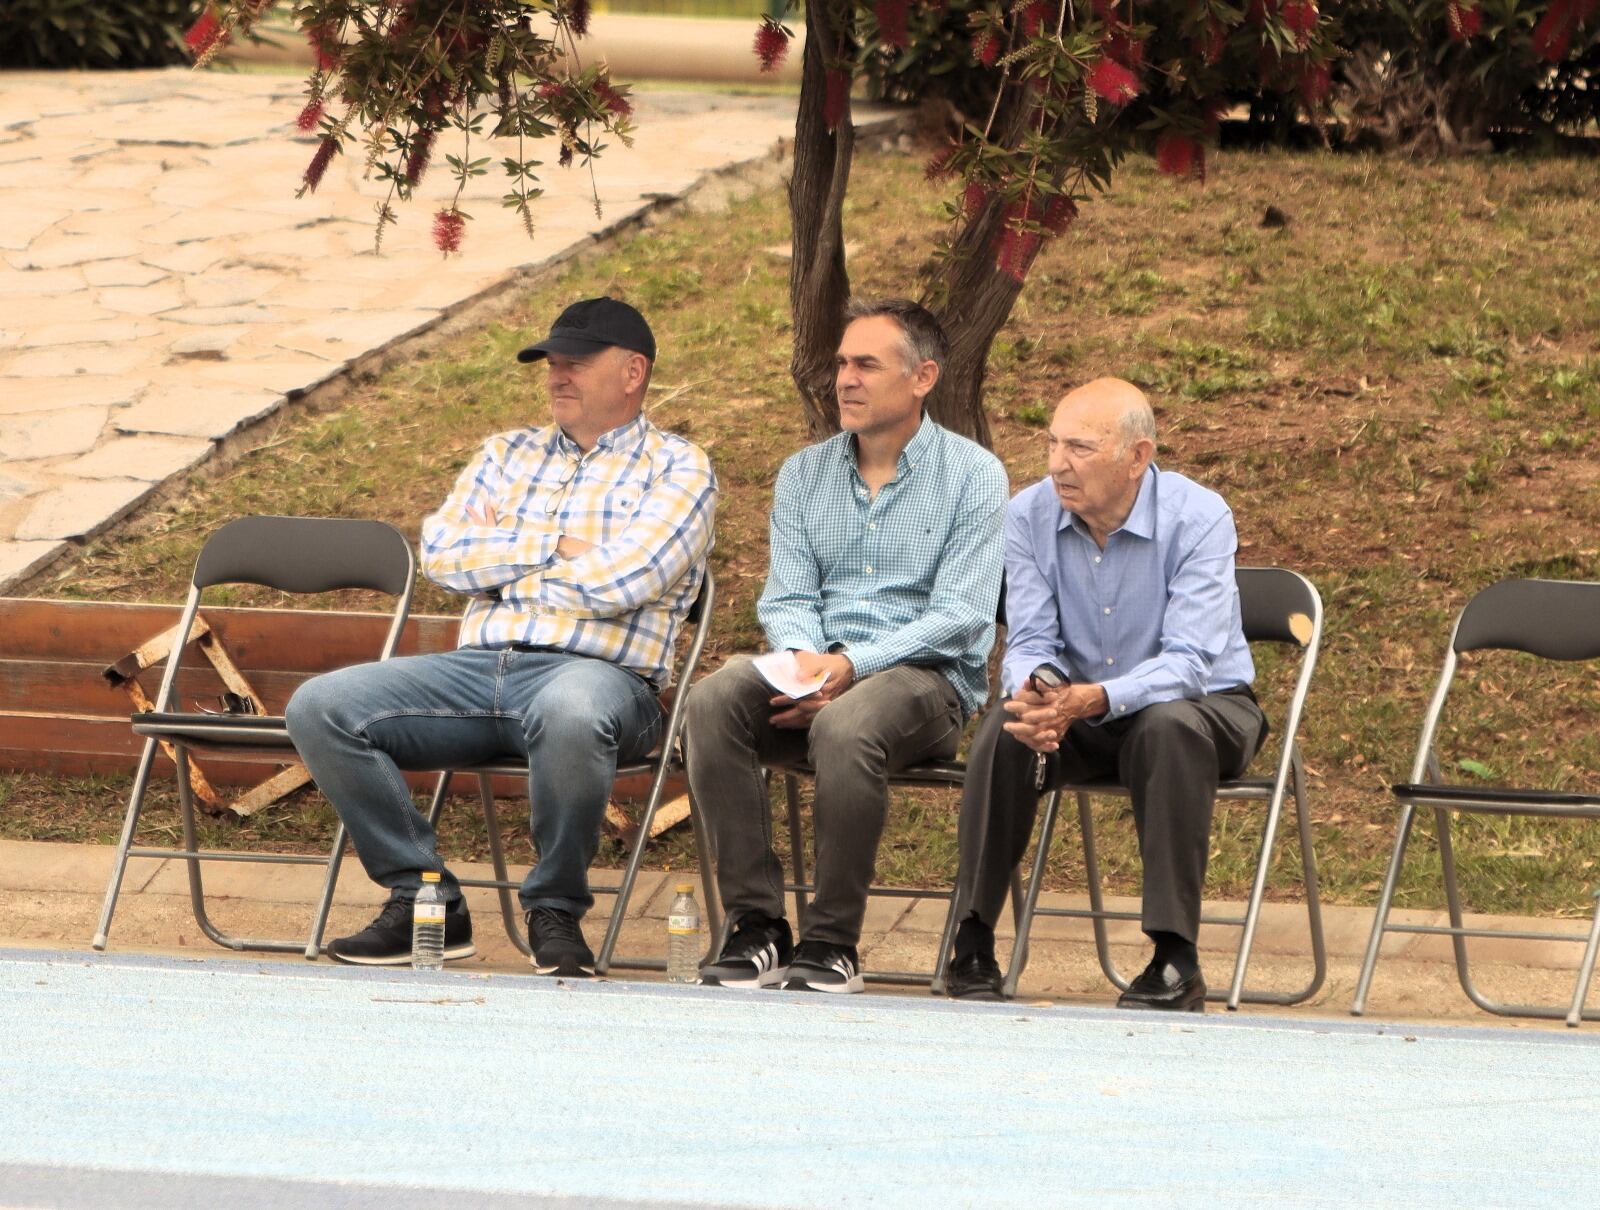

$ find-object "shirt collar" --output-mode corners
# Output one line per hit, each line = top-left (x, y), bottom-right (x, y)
(1058, 463), (1159, 539)
(550, 412), (649, 457)
(843, 412), (937, 478)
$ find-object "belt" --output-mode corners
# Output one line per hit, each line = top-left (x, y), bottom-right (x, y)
(508, 643), (568, 655)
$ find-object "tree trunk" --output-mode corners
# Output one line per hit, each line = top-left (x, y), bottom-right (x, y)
(787, 0), (855, 439)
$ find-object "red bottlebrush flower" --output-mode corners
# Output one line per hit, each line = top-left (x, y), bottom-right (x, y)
(972, 29), (999, 67)
(1531, 0), (1580, 62)
(1246, 0), (1276, 25)
(1281, 0), (1317, 46)
(432, 209), (466, 255)
(924, 144), (960, 181)
(595, 79), (632, 117)
(962, 181), (989, 220)
(1192, 15), (1227, 66)
(995, 209), (1042, 284)
(1106, 28), (1146, 69)
(1085, 58), (1141, 105)
(302, 136), (337, 193)
(537, 82), (568, 103)
(1156, 133), (1206, 181)
(877, 0), (911, 49)
(405, 128), (435, 186)
(1298, 61), (1331, 107)
(1042, 194), (1077, 235)
(184, 9), (224, 57)
(753, 20), (790, 72)
(1452, 2), (1484, 38)
(565, 0), (592, 37)
(295, 99), (324, 133)
(1021, 0), (1051, 38)
(307, 23), (341, 71)
(823, 69), (850, 130)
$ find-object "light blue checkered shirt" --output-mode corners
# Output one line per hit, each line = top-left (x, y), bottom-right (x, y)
(1001, 465), (1254, 719)
(758, 415), (1008, 716)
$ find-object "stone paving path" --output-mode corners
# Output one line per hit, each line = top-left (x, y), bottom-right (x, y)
(0, 68), (805, 591)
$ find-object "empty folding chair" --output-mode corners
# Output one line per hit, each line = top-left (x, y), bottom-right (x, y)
(339, 572), (721, 974)
(92, 515), (416, 955)
(1352, 577), (1600, 1027)
(1005, 566), (1327, 1009)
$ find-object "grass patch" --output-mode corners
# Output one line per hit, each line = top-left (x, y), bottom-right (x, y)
(16, 144), (1600, 918)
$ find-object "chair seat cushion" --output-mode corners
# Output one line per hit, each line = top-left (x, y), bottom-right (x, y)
(1392, 782), (1600, 813)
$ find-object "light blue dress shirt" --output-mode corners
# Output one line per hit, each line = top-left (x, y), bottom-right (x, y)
(1001, 464), (1254, 719)
(758, 414), (1009, 716)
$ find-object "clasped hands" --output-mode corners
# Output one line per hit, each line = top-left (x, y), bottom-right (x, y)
(769, 650), (855, 730)
(466, 501), (591, 560)
(1003, 682), (1110, 753)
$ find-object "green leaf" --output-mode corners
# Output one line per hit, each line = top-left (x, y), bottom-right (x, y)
(1457, 759), (1496, 781)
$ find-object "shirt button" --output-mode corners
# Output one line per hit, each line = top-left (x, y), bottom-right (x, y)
(868, 522), (876, 530)
(865, 564), (873, 573)
(1103, 607), (1112, 615)
(1117, 704), (1127, 713)
(1093, 556), (1102, 564)
(1105, 657), (1115, 666)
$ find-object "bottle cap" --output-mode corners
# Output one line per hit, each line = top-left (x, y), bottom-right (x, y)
(675, 882), (693, 894)
(421, 871), (441, 883)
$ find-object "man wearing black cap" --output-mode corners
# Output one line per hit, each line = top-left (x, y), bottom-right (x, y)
(287, 298), (717, 975)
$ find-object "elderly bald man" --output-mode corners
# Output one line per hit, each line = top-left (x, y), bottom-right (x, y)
(945, 378), (1266, 1009)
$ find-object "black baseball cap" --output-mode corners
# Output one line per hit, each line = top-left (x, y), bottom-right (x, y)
(516, 297), (656, 363)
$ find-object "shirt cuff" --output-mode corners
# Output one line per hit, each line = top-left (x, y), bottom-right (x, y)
(1098, 675), (1142, 722)
(769, 634), (820, 655)
(838, 642), (891, 680)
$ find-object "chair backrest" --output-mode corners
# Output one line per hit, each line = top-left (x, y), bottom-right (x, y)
(1452, 578), (1600, 661)
(1237, 566), (1319, 649)
(192, 516), (415, 596)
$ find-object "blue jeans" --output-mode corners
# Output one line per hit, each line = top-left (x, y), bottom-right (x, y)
(285, 648), (663, 917)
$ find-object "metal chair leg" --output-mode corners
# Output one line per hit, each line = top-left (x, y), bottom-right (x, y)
(303, 821), (348, 960)
(1290, 754), (1328, 1003)
(598, 755), (679, 975)
(1568, 891), (1600, 1028)
(480, 773), (532, 957)
(685, 786), (722, 965)
(1003, 789), (1061, 998)
(92, 736), (161, 951)
(1351, 802), (1417, 1016)
(784, 774), (810, 930)
(1078, 792), (1130, 992)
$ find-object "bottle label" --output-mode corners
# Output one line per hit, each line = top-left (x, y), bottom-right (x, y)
(414, 904), (446, 925)
(667, 915), (698, 934)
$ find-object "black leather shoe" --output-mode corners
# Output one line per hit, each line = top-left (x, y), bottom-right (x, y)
(945, 951), (1005, 1001)
(1116, 959), (1206, 1012)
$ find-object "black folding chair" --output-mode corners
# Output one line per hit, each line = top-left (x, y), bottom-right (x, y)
(339, 572), (721, 974)
(1352, 578), (1600, 1027)
(1005, 566), (1327, 1009)
(91, 515), (416, 955)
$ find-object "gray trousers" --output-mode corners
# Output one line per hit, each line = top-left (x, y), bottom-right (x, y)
(684, 657), (963, 947)
(954, 687), (1268, 943)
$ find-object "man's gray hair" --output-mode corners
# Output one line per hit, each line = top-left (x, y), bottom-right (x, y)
(1117, 398), (1157, 452)
(843, 297), (947, 375)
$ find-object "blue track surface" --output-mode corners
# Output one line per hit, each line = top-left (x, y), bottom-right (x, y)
(1, 948), (1596, 1207)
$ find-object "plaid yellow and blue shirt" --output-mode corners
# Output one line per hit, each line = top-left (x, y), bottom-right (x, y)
(420, 414), (717, 687)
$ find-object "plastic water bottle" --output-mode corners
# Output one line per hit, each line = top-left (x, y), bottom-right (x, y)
(412, 872), (446, 971)
(666, 882), (701, 984)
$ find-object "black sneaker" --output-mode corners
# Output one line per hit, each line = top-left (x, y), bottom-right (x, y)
(701, 914), (794, 989)
(945, 915), (1004, 1001)
(327, 895), (475, 966)
(526, 906), (595, 976)
(783, 939), (864, 994)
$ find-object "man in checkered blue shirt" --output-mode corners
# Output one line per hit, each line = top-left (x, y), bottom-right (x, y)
(287, 298), (716, 975)
(686, 299), (1008, 994)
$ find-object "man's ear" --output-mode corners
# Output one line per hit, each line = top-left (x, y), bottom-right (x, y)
(910, 359), (940, 403)
(1127, 437), (1156, 478)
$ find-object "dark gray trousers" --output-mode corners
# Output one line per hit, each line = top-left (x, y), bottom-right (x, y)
(954, 687), (1268, 943)
(684, 657), (963, 947)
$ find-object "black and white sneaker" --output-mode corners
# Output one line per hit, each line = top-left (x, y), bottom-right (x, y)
(327, 895), (475, 966)
(783, 940), (864, 994)
(526, 906), (596, 976)
(700, 914), (794, 989)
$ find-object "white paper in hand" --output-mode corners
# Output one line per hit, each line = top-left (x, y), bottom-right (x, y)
(752, 651), (830, 699)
